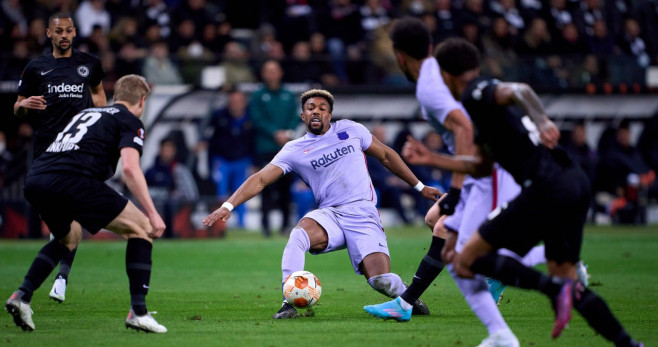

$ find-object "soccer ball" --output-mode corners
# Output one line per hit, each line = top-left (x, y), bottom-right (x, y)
(283, 270), (322, 308)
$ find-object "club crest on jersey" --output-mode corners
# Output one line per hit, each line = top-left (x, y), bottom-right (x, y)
(77, 65), (89, 77)
(134, 128), (145, 146)
(337, 131), (349, 140)
(137, 128), (145, 139)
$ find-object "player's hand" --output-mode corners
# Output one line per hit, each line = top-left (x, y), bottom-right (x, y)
(441, 230), (458, 263)
(203, 206), (231, 226)
(402, 136), (433, 166)
(539, 120), (559, 149)
(20, 96), (47, 111)
(439, 187), (461, 216)
(148, 212), (166, 239)
(419, 185), (441, 202)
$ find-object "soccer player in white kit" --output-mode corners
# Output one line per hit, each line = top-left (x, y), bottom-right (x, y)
(203, 89), (441, 319)
(364, 17), (543, 347)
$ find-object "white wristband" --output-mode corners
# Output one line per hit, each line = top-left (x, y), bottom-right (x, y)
(413, 181), (425, 192)
(221, 202), (234, 212)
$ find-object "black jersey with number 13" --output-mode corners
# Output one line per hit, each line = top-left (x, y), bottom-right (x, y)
(18, 49), (104, 157)
(29, 104), (144, 181)
(461, 77), (574, 187)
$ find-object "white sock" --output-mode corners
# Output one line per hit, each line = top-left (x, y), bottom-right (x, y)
(520, 245), (546, 267)
(367, 273), (406, 298)
(281, 227), (310, 283)
(448, 264), (510, 335)
(398, 297), (413, 311)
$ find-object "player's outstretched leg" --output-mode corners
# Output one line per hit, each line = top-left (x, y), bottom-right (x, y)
(5, 292), (34, 331)
(124, 238), (166, 333)
(49, 247), (77, 303)
(273, 301), (298, 319)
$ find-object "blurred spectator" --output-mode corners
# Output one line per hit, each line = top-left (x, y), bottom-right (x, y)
(145, 137), (199, 236)
(100, 50), (119, 93)
(542, 0), (577, 37)
(108, 17), (146, 52)
(274, 0), (317, 53)
(460, 18), (483, 51)
(360, 0), (392, 42)
(249, 60), (298, 237)
(0, 40), (30, 80)
(171, 0), (213, 40)
(142, 40), (183, 85)
(1, 0), (28, 38)
(77, 24), (110, 55)
(367, 125), (412, 224)
(579, 0), (605, 38)
(143, 23), (164, 46)
(399, 0), (434, 17)
(617, 17), (650, 68)
(114, 42), (143, 77)
(459, 0), (492, 33)
(554, 22), (588, 55)
(516, 17), (553, 56)
(0, 130), (11, 192)
(490, 0), (525, 36)
(562, 120), (597, 191)
(321, 0), (364, 82)
(596, 119), (653, 197)
(369, 24), (408, 86)
(219, 41), (256, 88)
(1, 122), (34, 199)
(637, 113), (658, 199)
(586, 19), (615, 56)
(199, 90), (254, 228)
(290, 177), (316, 221)
(139, 0), (171, 38)
(201, 22), (229, 56)
(482, 16), (518, 79)
(145, 137), (199, 201)
(75, 0), (111, 37)
(26, 18), (48, 55)
(432, 0), (459, 43)
(283, 40), (339, 86)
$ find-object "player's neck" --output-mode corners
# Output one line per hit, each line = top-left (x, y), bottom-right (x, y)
(52, 47), (73, 59)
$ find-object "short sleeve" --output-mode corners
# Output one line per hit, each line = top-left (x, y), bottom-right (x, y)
(118, 113), (144, 155)
(352, 121), (373, 151)
(270, 144), (294, 174)
(17, 63), (38, 97)
(417, 59), (461, 125)
(88, 55), (105, 87)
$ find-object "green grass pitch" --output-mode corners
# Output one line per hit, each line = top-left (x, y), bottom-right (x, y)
(1, 225), (657, 346)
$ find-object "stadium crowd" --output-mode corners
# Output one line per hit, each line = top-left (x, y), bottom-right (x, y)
(1, 0), (657, 90)
(1, 0), (658, 236)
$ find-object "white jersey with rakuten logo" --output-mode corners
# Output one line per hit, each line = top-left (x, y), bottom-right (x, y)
(271, 120), (376, 209)
(417, 57), (469, 155)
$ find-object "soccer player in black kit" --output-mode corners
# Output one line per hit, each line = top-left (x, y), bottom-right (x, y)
(13, 12), (106, 303)
(6, 75), (167, 333)
(403, 38), (642, 346)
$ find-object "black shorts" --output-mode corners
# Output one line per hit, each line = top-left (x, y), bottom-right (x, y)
(478, 166), (590, 263)
(24, 173), (128, 239)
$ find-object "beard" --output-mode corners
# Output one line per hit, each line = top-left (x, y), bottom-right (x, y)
(307, 121), (324, 135)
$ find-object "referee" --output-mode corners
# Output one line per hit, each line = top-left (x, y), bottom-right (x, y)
(13, 12), (106, 303)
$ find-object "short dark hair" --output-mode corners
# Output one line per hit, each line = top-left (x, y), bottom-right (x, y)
(300, 89), (334, 113)
(390, 17), (431, 60)
(48, 12), (74, 27)
(433, 38), (480, 76)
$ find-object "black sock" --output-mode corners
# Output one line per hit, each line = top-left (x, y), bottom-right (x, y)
(401, 236), (446, 304)
(573, 286), (636, 347)
(19, 240), (71, 302)
(470, 253), (563, 298)
(56, 247), (77, 282)
(126, 238), (152, 316)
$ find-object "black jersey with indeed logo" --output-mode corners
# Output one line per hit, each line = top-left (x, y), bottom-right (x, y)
(29, 104), (144, 181)
(18, 49), (104, 158)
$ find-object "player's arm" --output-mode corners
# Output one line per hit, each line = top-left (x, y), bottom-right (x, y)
(14, 95), (47, 117)
(90, 82), (107, 107)
(403, 135), (493, 177)
(495, 82), (559, 148)
(203, 164), (284, 226)
(439, 108), (475, 214)
(120, 147), (165, 238)
(365, 135), (440, 201)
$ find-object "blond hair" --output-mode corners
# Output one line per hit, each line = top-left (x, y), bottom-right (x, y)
(114, 75), (150, 105)
(300, 89), (334, 112)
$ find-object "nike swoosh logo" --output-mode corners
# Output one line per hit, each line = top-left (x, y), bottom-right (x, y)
(142, 284), (150, 289)
(41, 69), (54, 75)
(53, 288), (59, 294)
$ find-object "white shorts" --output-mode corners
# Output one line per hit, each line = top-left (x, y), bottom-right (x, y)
(444, 166), (521, 253)
(304, 200), (389, 274)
